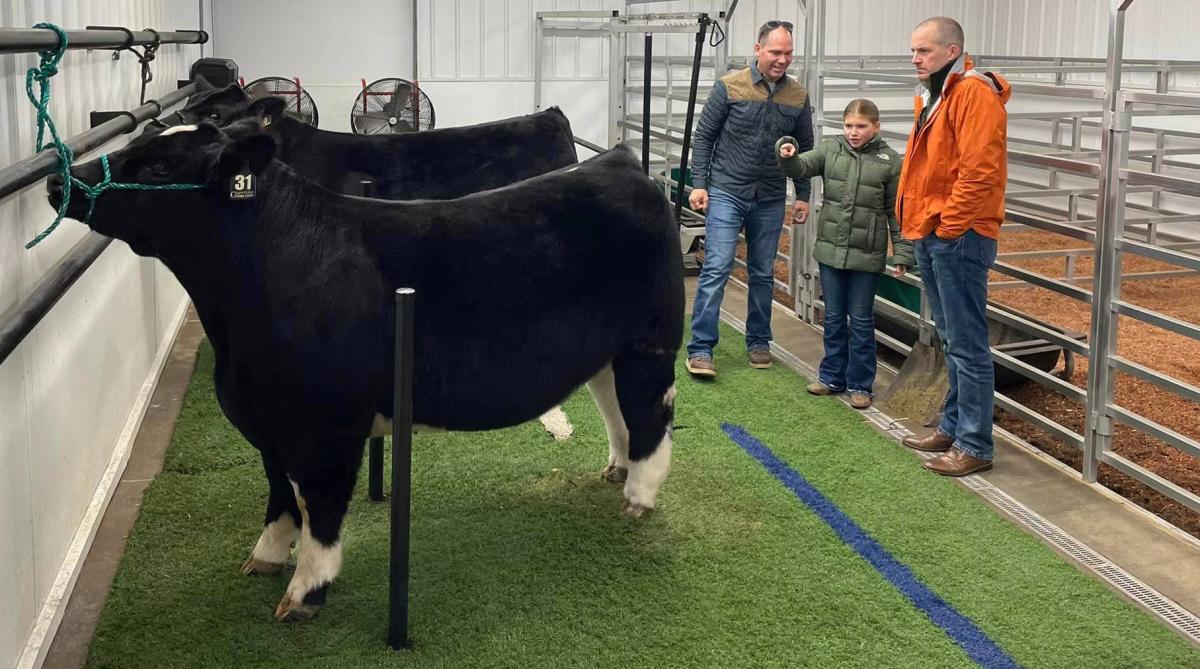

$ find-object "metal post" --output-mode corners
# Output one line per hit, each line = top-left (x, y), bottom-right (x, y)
(793, 0), (816, 315)
(642, 34), (653, 174)
(714, 10), (729, 76)
(673, 14), (710, 227)
(1069, 115), (1083, 223)
(664, 52), (675, 199)
(1150, 130), (1165, 237)
(388, 287), (416, 650)
(1083, 0), (1136, 483)
(801, 0), (826, 325)
(607, 11), (623, 147)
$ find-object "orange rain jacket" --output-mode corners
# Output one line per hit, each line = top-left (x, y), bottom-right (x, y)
(896, 55), (1012, 241)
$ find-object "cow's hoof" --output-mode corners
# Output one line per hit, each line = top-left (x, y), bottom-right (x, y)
(241, 557), (285, 576)
(601, 465), (628, 483)
(274, 594), (321, 622)
(621, 500), (650, 518)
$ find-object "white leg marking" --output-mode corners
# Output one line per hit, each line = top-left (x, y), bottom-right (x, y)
(587, 364), (629, 470)
(251, 514), (300, 564)
(283, 523), (342, 606)
(623, 384), (676, 513)
(282, 481), (341, 606)
(538, 405), (574, 440)
(624, 430), (672, 513)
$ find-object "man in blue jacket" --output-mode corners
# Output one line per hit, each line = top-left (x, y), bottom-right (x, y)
(686, 20), (814, 378)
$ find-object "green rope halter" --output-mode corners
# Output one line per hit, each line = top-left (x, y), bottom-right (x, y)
(25, 22), (73, 249)
(69, 154), (207, 223)
(25, 23), (207, 249)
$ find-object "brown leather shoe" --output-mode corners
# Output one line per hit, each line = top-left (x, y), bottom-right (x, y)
(923, 447), (993, 477)
(849, 393), (872, 410)
(902, 431), (954, 452)
(686, 356), (716, 378)
(749, 349), (772, 369)
(806, 382), (837, 396)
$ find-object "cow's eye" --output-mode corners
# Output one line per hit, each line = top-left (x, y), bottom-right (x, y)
(148, 161), (170, 175)
(207, 112), (221, 121)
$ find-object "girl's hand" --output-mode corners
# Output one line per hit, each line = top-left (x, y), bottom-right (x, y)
(779, 143), (797, 158)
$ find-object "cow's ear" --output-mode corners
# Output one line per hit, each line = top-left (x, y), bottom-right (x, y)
(248, 97), (287, 129)
(233, 134), (277, 174)
(214, 131), (276, 182)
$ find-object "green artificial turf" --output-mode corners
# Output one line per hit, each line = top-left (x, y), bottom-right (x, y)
(86, 327), (1200, 668)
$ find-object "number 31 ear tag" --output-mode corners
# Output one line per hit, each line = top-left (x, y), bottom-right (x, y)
(228, 164), (257, 200)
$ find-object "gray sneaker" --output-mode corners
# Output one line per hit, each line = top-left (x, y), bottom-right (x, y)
(686, 355), (716, 378)
(749, 349), (772, 369)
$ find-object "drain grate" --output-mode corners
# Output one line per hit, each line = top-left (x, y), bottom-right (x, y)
(979, 484), (1200, 642)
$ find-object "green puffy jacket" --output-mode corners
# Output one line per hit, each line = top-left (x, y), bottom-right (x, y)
(775, 134), (915, 273)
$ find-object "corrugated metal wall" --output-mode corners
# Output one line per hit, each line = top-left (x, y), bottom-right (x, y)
(0, 3), (202, 669)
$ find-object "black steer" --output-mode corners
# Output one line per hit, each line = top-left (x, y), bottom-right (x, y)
(48, 121), (683, 622)
(158, 83), (579, 199)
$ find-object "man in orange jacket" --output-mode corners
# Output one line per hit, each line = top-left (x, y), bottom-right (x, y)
(897, 17), (1011, 476)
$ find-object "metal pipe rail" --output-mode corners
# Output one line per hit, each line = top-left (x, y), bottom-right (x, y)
(0, 83), (198, 202)
(0, 26), (207, 55)
(0, 82), (201, 367)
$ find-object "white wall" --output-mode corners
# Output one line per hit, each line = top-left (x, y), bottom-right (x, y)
(0, 3), (202, 668)
(205, 0), (415, 132)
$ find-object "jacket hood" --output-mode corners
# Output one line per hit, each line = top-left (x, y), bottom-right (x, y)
(948, 54), (1012, 105)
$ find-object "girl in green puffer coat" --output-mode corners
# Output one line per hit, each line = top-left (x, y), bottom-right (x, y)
(776, 98), (914, 409)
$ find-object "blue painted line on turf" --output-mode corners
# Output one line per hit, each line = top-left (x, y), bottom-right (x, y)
(722, 423), (1022, 669)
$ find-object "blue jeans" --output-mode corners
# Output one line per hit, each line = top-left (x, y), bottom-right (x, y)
(914, 230), (998, 461)
(688, 186), (786, 358)
(818, 264), (879, 395)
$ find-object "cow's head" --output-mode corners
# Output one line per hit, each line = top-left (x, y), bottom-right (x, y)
(47, 120), (277, 257)
(146, 84), (288, 135)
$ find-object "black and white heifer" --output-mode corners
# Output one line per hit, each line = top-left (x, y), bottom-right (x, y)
(158, 84), (578, 199)
(48, 121), (683, 622)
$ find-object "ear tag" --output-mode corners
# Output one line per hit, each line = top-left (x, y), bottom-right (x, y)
(228, 164), (257, 200)
(262, 115), (273, 127)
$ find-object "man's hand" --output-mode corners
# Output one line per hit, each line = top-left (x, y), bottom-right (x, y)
(892, 264), (908, 278)
(779, 142), (797, 158)
(791, 200), (809, 224)
(689, 188), (709, 212)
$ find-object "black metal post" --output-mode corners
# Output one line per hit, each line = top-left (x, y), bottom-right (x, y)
(642, 34), (653, 174)
(674, 14), (710, 226)
(359, 178), (386, 503)
(0, 27), (206, 55)
(388, 288), (416, 650)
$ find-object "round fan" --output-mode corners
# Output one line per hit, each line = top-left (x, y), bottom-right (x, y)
(243, 76), (319, 127)
(350, 77), (435, 135)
